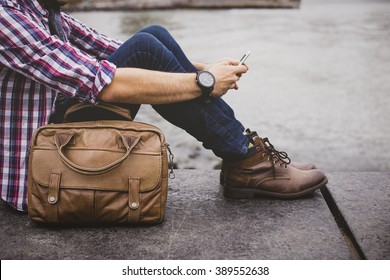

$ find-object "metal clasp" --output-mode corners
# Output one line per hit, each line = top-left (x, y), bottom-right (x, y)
(166, 144), (175, 179)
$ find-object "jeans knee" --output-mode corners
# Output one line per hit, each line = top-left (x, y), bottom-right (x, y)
(131, 32), (155, 44)
(127, 32), (160, 52)
(139, 25), (170, 39)
(108, 32), (161, 66)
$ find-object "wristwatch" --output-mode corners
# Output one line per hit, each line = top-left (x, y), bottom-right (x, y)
(196, 71), (215, 97)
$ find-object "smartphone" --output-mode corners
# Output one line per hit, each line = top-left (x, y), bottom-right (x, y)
(239, 51), (251, 65)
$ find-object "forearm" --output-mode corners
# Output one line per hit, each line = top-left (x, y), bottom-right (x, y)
(98, 68), (202, 104)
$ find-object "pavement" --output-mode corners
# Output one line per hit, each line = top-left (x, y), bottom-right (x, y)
(0, 170), (389, 260)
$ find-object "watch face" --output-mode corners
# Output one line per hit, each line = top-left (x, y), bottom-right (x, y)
(199, 72), (215, 87)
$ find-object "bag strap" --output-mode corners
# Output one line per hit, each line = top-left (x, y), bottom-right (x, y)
(47, 172), (61, 223)
(63, 102), (133, 122)
(128, 178), (140, 223)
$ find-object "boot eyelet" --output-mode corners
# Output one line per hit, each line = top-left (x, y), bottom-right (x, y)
(262, 153), (266, 157)
(256, 147), (261, 151)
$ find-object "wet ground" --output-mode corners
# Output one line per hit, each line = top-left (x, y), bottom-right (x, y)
(71, 0), (390, 171)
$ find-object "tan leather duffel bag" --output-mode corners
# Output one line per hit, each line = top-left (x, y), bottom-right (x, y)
(27, 103), (172, 224)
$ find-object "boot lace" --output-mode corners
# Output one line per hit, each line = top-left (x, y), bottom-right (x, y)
(245, 128), (291, 168)
(262, 137), (291, 168)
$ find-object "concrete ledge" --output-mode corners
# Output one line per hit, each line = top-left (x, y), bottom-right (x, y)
(0, 170), (389, 260)
(324, 172), (390, 260)
(65, 0), (300, 11)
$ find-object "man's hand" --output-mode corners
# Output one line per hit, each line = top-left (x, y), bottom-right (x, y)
(206, 59), (248, 98)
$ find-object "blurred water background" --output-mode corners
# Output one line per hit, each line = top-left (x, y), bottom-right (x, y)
(70, 0), (390, 172)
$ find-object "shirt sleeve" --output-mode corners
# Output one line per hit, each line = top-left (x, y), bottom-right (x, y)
(0, 5), (117, 104)
(62, 12), (123, 60)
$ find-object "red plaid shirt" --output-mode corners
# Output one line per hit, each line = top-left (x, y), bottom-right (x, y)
(0, 0), (122, 211)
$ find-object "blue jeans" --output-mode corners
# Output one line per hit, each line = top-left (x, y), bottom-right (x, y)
(108, 25), (248, 161)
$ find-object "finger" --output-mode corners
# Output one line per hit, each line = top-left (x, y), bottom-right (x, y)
(229, 82), (240, 90)
(220, 58), (233, 65)
(239, 64), (249, 72)
(242, 63), (249, 71)
(228, 59), (240, 66)
(231, 64), (248, 75)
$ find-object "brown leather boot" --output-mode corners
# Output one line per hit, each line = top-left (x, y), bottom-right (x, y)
(220, 161), (316, 185)
(219, 129), (317, 184)
(223, 133), (327, 199)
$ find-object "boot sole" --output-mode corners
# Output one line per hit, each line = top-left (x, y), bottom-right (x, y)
(223, 177), (328, 199)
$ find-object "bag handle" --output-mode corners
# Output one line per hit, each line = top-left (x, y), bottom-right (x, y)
(55, 132), (140, 175)
(63, 102), (133, 122)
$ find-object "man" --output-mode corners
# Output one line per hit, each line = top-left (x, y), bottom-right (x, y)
(0, 0), (327, 212)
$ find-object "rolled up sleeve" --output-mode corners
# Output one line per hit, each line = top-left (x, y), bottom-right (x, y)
(0, 5), (116, 103)
(63, 12), (122, 60)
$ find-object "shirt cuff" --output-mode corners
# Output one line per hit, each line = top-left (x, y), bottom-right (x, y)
(89, 60), (117, 104)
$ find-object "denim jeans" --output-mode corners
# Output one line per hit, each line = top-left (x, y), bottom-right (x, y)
(107, 25), (248, 161)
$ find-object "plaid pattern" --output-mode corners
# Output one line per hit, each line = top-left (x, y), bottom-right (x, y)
(0, 0), (122, 211)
